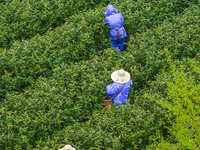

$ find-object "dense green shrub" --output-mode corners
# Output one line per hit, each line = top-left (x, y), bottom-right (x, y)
(0, 48), (169, 149)
(25, 52), (199, 150)
(145, 50), (200, 150)
(0, 0), (115, 48)
(114, 0), (198, 40)
(126, 3), (200, 79)
(1, 0), (198, 49)
(1, 44), (199, 149)
(0, 48), (115, 149)
(0, 2), (200, 149)
(0, 5), (111, 101)
(1, 0), (199, 101)
(37, 104), (168, 150)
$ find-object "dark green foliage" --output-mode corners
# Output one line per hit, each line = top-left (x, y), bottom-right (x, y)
(0, 0), (200, 149)
(0, 0), (116, 49)
(37, 104), (167, 150)
(0, 49), (112, 149)
(0, 48), (168, 149)
(3, 48), (195, 149)
(1, 0), (199, 101)
(1, 43), (199, 149)
(0, 0), (12, 4)
(127, 3), (200, 80)
(113, 0), (199, 41)
(0, 0), (197, 48)
(0, 6), (110, 101)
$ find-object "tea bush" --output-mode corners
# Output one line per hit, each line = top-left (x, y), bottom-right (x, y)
(1, 0), (199, 101)
(1, 1), (200, 149)
(0, 48), (170, 149)
(145, 50), (200, 150)
(126, 3), (200, 80)
(1, 0), (197, 49)
(15, 53), (199, 150)
(0, 0), (116, 48)
(35, 104), (168, 150)
(0, 5), (111, 101)
(114, 0), (198, 40)
(6, 50), (198, 149)
(1, 45), (199, 149)
(0, 49), (116, 149)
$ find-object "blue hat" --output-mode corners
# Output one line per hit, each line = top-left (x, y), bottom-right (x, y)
(104, 4), (118, 17)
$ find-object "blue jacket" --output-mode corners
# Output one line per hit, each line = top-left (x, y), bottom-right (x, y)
(106, 80), (133, 106)
(104, 4), (127, 40)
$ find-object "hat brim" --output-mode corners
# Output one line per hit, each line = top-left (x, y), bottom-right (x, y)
(111, 70), (130, 83)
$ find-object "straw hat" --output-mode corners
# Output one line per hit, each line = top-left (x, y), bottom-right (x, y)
(58, 145), (76, 150)
(111, 69), (130, 84)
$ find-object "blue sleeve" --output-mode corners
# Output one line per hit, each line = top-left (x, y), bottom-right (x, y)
(106, 83), (121, 96)
(119, 14), (124, 25)
(104, 17), (108, 24)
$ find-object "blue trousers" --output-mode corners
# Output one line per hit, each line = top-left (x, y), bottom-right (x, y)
(111, 38), (125, 52)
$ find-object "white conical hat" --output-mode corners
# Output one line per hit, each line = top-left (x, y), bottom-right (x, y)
(111, 69), (130, 84)
(59, 145), (76, 150)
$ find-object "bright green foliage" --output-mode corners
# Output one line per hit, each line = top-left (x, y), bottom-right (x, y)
(146, 49), (200, 150)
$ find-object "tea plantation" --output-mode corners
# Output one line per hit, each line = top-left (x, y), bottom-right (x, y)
(0, 0), (200, 149)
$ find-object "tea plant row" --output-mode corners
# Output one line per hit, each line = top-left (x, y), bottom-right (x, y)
(0, 0), (197, 101)
(1, 3), (200, 148)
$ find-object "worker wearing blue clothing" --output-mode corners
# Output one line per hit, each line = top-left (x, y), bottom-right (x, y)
(106, 69), (133, 106)
(104, 4), (127, 52)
